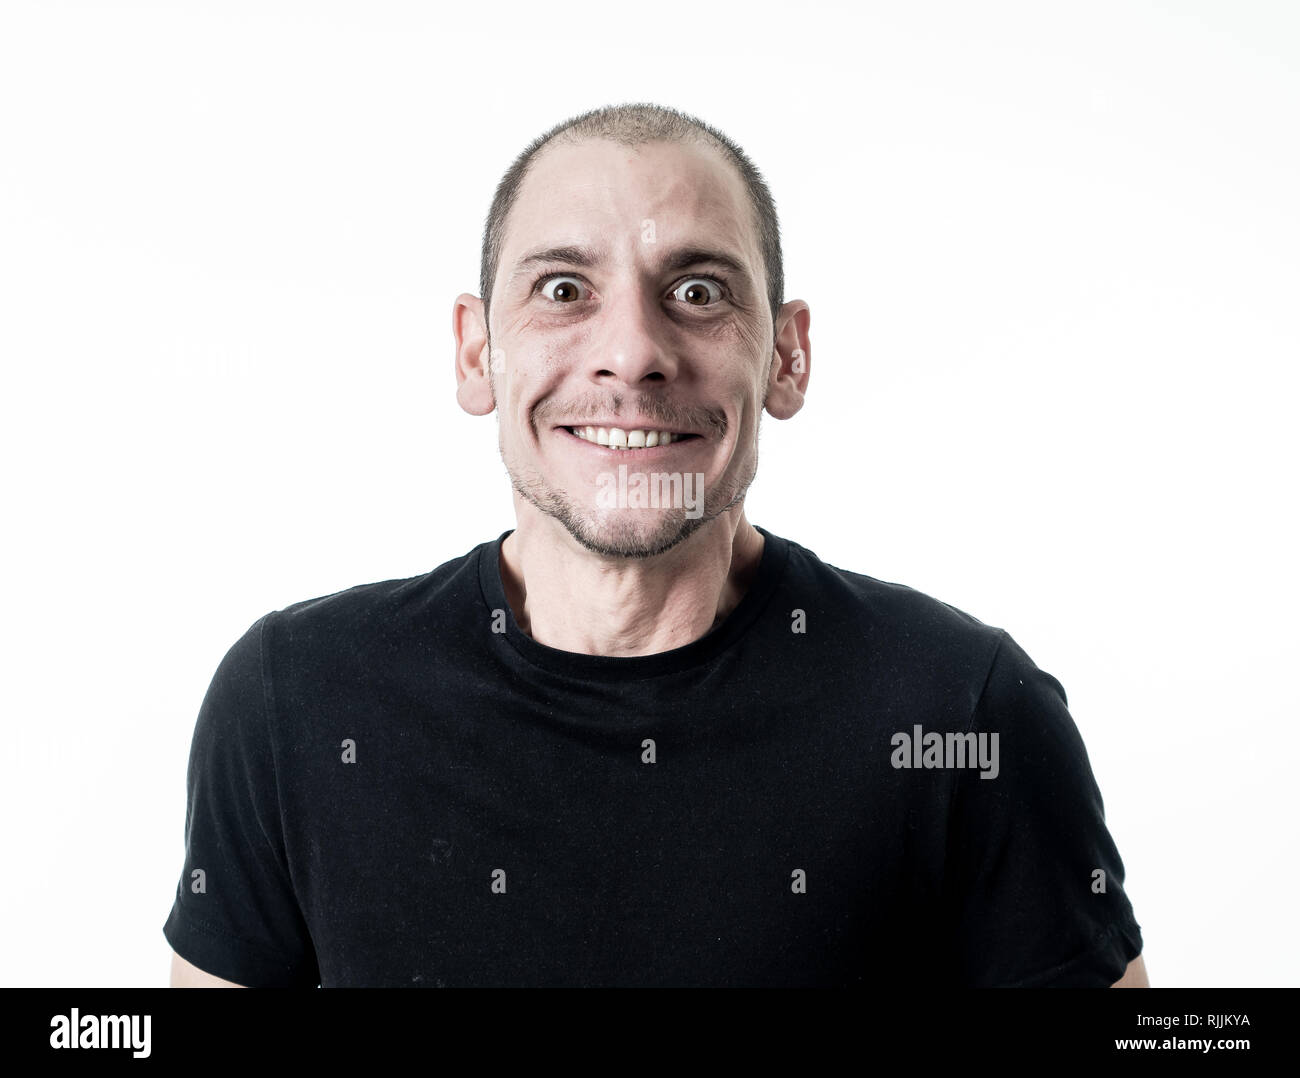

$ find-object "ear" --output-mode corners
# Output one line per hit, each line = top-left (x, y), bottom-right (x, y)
(453, 293), (496, 416)
(764, 300), (810, 420)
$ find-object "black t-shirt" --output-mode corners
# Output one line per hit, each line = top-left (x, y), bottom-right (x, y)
(163, 526), (1143, 987)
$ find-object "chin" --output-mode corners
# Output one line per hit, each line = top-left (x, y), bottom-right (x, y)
(566, 510), (706, 560)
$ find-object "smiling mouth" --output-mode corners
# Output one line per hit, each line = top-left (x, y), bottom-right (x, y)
(560, 425), (702, 450)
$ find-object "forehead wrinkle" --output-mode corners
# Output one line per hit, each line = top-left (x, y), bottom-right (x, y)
(503, 199), (757, 294)
(507, 238), (753, 286)
(501, 139), (759, 254)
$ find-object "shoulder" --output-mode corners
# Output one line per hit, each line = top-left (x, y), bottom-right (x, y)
(776, 533), (1008, 684)
(260, 537), (491, 660)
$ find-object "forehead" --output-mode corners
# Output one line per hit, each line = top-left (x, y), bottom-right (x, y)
(501, 137), (759, 269)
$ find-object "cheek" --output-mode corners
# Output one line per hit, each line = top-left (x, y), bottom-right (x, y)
(496, 342), (571, 440)
(714, 322), (772, 405)
(726, 309), (770, 358)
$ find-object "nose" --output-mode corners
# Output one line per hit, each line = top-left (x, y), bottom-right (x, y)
(583, 274), (680, 389)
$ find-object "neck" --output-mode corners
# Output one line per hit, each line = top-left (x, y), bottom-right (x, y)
(499, 504), (765, 657)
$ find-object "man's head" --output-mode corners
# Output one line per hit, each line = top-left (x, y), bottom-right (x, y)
(454, 103), (810, 559)
(479, 104), (786, 344)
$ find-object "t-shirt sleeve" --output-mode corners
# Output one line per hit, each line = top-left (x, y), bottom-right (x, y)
(941, 629), (1144, 987)
(162, 612), (320, 987)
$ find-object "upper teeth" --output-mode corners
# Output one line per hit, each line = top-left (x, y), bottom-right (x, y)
(569, 426), (686, 448)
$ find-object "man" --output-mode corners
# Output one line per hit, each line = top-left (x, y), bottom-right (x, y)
(166, 102), (1147, 988)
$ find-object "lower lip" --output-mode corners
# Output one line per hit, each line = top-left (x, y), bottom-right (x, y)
(554, 427), (701, 456)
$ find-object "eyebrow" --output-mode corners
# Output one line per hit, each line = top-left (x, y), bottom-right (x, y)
(507, 244), (753, 287)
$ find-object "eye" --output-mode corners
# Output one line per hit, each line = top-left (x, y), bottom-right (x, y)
(538, 275), (587, 303)
(671, 277), (723, 307)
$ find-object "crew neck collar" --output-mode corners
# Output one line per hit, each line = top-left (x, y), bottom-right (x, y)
(477, 525), (789, 680)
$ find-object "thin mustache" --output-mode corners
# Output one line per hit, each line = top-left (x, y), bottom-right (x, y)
(536, 398), (727, 436)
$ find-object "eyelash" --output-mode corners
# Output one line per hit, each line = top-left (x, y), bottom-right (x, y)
(530, 271), (729, 305)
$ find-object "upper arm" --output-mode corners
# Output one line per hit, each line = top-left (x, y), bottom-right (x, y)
(170, 957), (245, 988)
(170, 950), (246, 988)
(1111, 953), (1150, 987)
(162, 612), (321, 988)
(942, 630), (1145, 986)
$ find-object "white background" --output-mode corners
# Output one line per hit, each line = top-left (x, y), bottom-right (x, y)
(1, 0), (1295, 987)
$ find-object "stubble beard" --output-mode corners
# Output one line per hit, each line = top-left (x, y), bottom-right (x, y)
(489, 356), (764, 560)
(501, 449), (757, 560)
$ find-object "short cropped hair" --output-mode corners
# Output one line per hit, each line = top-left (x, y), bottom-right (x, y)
(479, 102), (784, 340)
